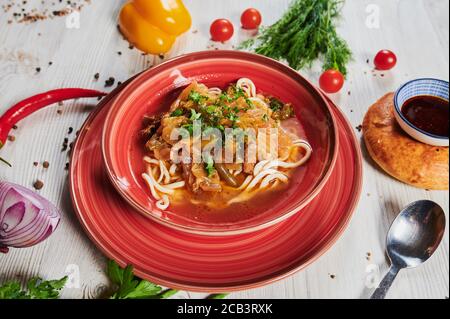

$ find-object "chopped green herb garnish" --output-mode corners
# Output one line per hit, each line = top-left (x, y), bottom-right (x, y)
(204, 155), (215, 176)
(227, 113), (239, 122)
(245, 97), (254, 108)
(219, 86), (247, 104)
(262, 114), (269, 122)
(233, 86), (245, 99)
(188, 90), (208, 104)
(170, 108), (184, 117)
(219, 92), (233, 103)
(205, 105), (217, 114)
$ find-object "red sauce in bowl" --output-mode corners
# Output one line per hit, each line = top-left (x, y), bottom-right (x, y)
(402, 95), (449, 137)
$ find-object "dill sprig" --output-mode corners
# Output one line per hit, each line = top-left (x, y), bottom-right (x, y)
(239, 0), (352, 76)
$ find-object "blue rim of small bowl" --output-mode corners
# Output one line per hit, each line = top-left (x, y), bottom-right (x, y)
(394, 78), (449, 140)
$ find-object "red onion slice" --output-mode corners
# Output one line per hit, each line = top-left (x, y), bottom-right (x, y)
(0, 181), (61, 253)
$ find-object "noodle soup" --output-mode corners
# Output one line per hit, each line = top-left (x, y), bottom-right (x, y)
(140, 79), (312, 219)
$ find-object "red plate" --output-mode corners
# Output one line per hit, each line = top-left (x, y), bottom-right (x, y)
(69, 84), (362, 292)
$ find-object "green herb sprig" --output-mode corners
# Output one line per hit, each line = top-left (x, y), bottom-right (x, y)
(107, 260), (228, 300)
(0, 276), (67, 299)
(1, 261), (230, 300)
(239, 0), (352, 76)
(107, 260), (178, 299)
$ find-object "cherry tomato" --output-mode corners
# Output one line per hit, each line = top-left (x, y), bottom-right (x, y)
(241, 8), (262, 29)
(374, 50), (397, 70)
(319, 69), (345, 94)
(210, 19), (234, 42)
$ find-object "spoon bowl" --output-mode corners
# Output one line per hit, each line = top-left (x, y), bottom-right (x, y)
(371, 200), (446, 299)
(387, 200), (446, 269)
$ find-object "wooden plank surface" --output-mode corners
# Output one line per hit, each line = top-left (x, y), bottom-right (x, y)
(0, 0), (448, 299)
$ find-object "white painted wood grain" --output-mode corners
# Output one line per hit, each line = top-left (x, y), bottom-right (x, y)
(0, 0), (448, 299)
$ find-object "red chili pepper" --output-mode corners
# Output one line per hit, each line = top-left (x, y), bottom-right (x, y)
(0, 88), (107, 166)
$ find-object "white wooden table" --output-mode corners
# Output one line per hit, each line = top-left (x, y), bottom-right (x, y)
(0, 0), (448, 299)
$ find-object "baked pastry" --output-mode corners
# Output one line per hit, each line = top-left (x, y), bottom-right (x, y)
(363, 93), (449, 190)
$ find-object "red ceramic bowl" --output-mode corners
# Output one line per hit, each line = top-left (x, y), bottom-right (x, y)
(102, 51), (338, 235)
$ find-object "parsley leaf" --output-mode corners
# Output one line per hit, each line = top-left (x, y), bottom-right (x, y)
(0, 282), (27, 299)
(114, 265), (139, 299)
(27, 277), (68, 299)
(107, 259), (123, 286)
(122, 280), (162, 299)
(0, 276), (67, 299)
(158, 289), (179, 299)
(107, 260), (178, 300)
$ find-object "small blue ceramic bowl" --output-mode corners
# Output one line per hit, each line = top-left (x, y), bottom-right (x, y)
(394, 78), (449, 147)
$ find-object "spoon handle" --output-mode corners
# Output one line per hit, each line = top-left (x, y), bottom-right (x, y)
(370, 266), (400, 299)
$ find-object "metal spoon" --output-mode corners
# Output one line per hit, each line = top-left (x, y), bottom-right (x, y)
(370, 200), (446, 299)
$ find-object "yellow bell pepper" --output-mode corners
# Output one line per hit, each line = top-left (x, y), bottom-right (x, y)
(119, 0), (192, 55)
